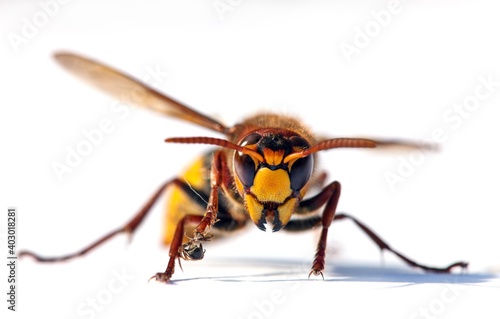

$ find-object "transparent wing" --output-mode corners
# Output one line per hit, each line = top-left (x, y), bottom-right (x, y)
(368, 138), (437, 152)
(55, 52), (228, 134)
(317, 136), (438, 153)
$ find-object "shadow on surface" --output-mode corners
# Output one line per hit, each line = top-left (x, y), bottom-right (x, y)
(171, 257), (498, 285)
(327, 263), (494, 285)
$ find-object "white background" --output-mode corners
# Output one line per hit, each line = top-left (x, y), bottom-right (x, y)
(1, 1), (500, 319)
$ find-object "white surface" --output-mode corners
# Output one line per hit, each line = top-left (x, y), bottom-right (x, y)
(1, 1), (500, 319)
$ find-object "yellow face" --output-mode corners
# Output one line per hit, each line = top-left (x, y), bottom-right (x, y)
(233, 132), (313, 232)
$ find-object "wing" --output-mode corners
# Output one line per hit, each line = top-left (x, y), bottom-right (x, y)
(317, 136), (438, 153)
(54, 52), (228, 134)
(371, 138), (438, 152)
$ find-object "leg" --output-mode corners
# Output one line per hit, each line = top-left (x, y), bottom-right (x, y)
(191, 150), (228, 239)
(18, 178), (186, 262)
(150, 214), (204, 283)
(151, 151), (244, 283)
(150, 212), (248, 283)
(333, 213), (468, 273)
(151, 209), (247, 283)
(309, 181), (341, 278)
(286, 180), (343, 278)
(283, 212), (468, 273)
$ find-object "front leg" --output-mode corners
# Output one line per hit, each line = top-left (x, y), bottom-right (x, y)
(308, 181), (341, 278)
(192, 150), (226, 240)
(168, 151), (227, 277)
(283, 181), (341, 278)
(150, 214), (204, 283)
(151, 151), (229, 283)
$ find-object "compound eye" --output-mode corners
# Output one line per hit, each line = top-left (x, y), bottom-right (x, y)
(289, 155), (313, 192)
(240, 133), (261, 146)
(234, 153), (257, 188)
(290, 136), (310, 149)
(234, 132), (261, 188)
(288, 135), (313, 191)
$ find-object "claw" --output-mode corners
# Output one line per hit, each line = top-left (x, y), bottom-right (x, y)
(148, 271), (173, 284)
(308, 269), (325, 280)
